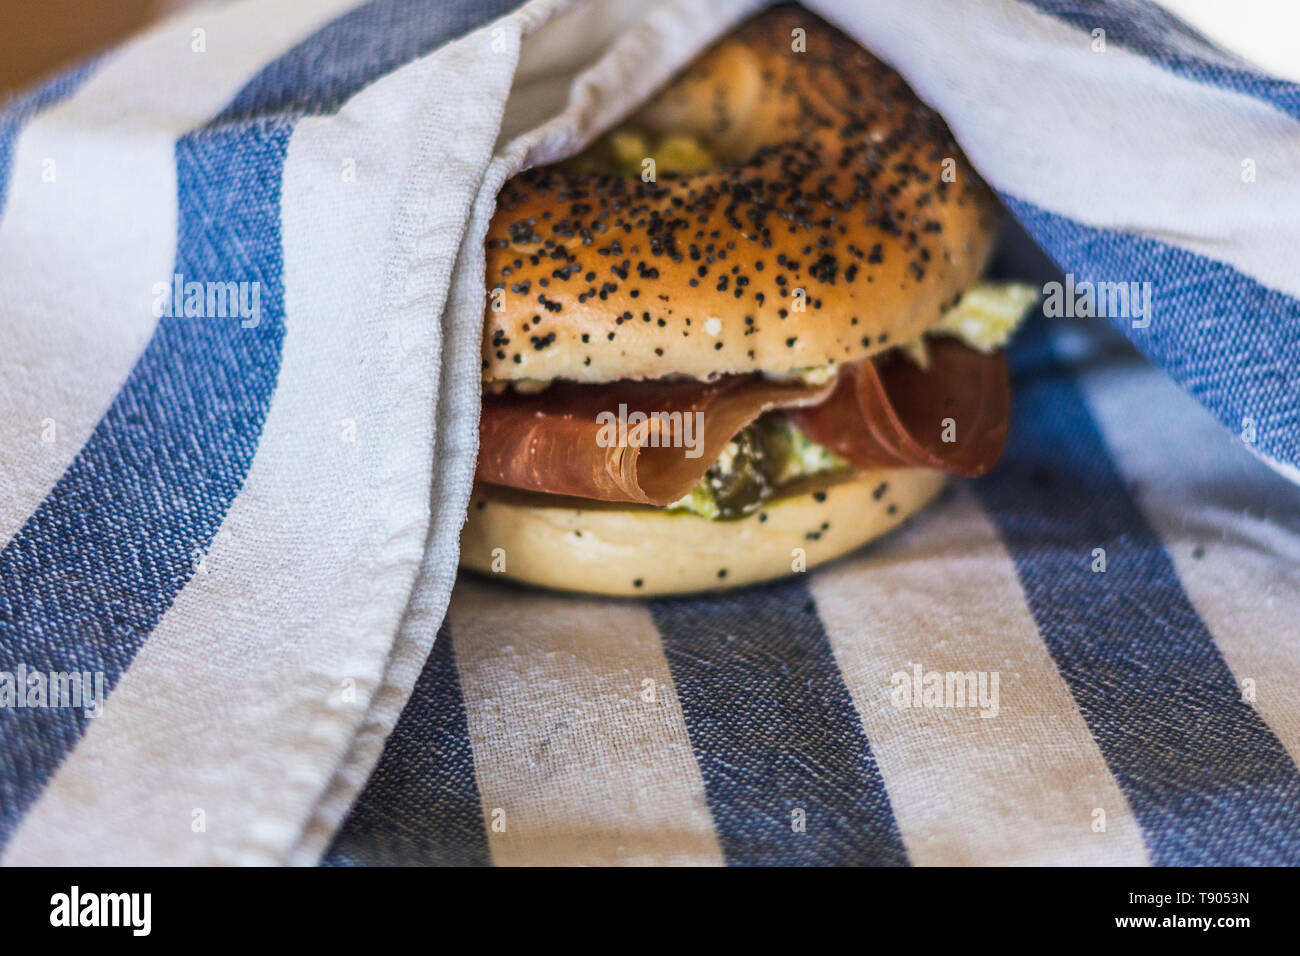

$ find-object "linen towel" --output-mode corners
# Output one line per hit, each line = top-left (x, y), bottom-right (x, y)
(1, 0), (1298, 865)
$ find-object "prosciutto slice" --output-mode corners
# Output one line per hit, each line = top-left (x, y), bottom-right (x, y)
(477, 376), (835, 506)
(476, 337), (1009, 505)
(789, 337), (1009, 478)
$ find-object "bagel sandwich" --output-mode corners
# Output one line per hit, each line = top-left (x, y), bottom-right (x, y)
(462, 4), (1036, 596)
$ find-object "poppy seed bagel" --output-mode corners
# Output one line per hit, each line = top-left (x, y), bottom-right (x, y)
(461, 467), (948, 596)
(481, 5), (1000, 385)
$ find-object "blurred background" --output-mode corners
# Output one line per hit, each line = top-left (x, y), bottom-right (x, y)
(1, 0), (1298, 100)
(0, 0), (183, 97)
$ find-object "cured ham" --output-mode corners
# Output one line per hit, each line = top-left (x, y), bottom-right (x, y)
(477, 376), (834, 506)
(476, 337), (1009, 505)
(790, 337), (1009, 478)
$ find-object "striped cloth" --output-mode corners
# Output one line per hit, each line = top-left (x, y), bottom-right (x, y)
(1, 0), (1297, 866)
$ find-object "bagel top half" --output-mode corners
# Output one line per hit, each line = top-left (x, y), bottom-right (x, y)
(482, 5), (999, 385)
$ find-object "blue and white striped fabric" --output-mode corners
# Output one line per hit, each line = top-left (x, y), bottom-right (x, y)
(1, 0), (1298, 865)
(323, 306), (1300, 867)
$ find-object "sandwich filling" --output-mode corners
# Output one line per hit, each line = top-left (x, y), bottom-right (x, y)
(663, 281), (1034, 518)
(476, 282), (1034, 519)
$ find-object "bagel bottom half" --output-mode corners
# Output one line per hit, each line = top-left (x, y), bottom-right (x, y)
(460, 468), (948, 597)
